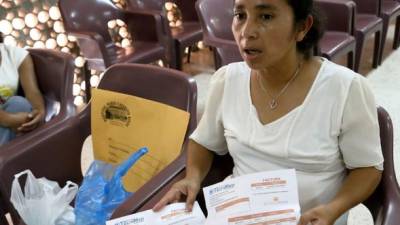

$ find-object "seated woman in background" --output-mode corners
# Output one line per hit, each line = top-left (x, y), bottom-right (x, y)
(0, 32), (45, 146)
(153, 0), (383, 225)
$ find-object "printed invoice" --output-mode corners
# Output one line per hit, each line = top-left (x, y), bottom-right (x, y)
(106, 169), (300, 225)
(203, 169), (300, 225)
(106, 202), (205, 225)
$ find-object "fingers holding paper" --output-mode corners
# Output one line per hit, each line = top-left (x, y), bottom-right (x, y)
(153, 178), (201, 212)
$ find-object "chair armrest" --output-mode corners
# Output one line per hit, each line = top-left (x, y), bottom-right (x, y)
(0, 108), (74, 153)
(315, 0), (355, 34)
(27, 48), (76, 122)
(111, 152), (186, 218)
(67, 31), (111, 66)
(122, 9), (166, 43)
(363, 107), (400, 224)
(378, 107), (400, 225)
(381, 171), (400, 224)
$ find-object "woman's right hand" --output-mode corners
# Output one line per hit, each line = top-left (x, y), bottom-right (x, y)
(18, 109), (45, 132)
(153, 177), (201, 212)
(3, 112), (30, 132)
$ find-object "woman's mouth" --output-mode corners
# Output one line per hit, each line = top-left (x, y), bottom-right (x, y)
(243, 48), (263, 60)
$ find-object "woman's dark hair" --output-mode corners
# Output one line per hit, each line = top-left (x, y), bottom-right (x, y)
(0, 32), (3, 43)
(286, 0), (325, 58)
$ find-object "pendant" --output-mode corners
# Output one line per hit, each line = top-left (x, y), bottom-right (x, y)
(269, 99), (278, 109)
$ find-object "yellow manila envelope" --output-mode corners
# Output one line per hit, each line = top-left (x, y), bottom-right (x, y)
(91, 88), (190, 192)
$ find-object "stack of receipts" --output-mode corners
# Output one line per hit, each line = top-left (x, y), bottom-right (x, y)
(203, 169), (300, 225)
(107, 169), (300, 225)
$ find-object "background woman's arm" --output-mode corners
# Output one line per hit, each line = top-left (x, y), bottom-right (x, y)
(0, 109), (29, 130)
(17, 54), (45, 132)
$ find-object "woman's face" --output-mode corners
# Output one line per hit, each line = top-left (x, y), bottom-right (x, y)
(232, 0), (300, 70)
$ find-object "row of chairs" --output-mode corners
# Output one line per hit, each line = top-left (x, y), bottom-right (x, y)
(58, 0), (203, 99)
(197, 0), (400, 72)
(0, 0), (399, 224)
(58, 0), (400, 75)
(318, 0), (400, 72)
(59, 0), (203, 71)
(57, 0), (400, 101)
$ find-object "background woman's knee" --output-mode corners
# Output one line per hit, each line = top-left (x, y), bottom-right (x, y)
(3, 96), (32, 113)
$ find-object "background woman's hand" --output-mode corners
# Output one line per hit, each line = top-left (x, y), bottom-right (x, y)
(153, 177), (201, 212)
(298, 204), (336, 225)
(18, 109), (45, 132)
(3, 112), (30, 132)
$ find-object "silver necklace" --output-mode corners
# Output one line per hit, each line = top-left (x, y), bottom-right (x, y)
(256, 62), (302, 110)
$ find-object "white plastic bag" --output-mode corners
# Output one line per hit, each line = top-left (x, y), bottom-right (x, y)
(10, 170), (78, 225)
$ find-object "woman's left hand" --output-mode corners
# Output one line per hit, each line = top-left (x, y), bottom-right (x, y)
(17, 109), (45, 132)
(298, 204), (336, 225)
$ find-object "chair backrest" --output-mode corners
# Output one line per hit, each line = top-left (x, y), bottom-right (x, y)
(199, 107), (400, 223)
(26, 48), (75, 122)
(352, 0), (381, 15)
(97, 63), (197, 139)
(196, 0), (235, 41)
(315, 0), (356, 34)
(58, 0), (121, 43)
(89, 63), (198, 219)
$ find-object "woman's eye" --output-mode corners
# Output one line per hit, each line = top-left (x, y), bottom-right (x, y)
(234, 12), (246, 20)
(260, 14), (273, 21)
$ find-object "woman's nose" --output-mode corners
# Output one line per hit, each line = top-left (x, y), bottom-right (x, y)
(241, 21), (259, 39)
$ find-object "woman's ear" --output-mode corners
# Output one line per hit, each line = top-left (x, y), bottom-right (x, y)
(296, 15), (314, 42)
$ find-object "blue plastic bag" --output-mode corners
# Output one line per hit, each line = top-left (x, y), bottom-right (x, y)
(74, 147), (148, 225)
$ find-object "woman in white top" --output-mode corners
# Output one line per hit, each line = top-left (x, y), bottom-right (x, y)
(153, 1), (383, 224)
(0, 32), (45, 146)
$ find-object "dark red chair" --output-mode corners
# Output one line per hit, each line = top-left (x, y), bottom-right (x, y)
(0, 63), (197, 225)
(113, 107), (400, 225)
(315, 0), (357, 70)
(170, 0), (204, 69)
(379, 0), (400, 63)
(27, 49), (76, 124)
(0, 48), (76, 224)
(363, 107), (400, 225)
(396, 0), (400, 48)
(195, 0), (242, 69)
(59, 0), (169, 98)
(353, 0), (384, 72)
(126, 0), (203, 70)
